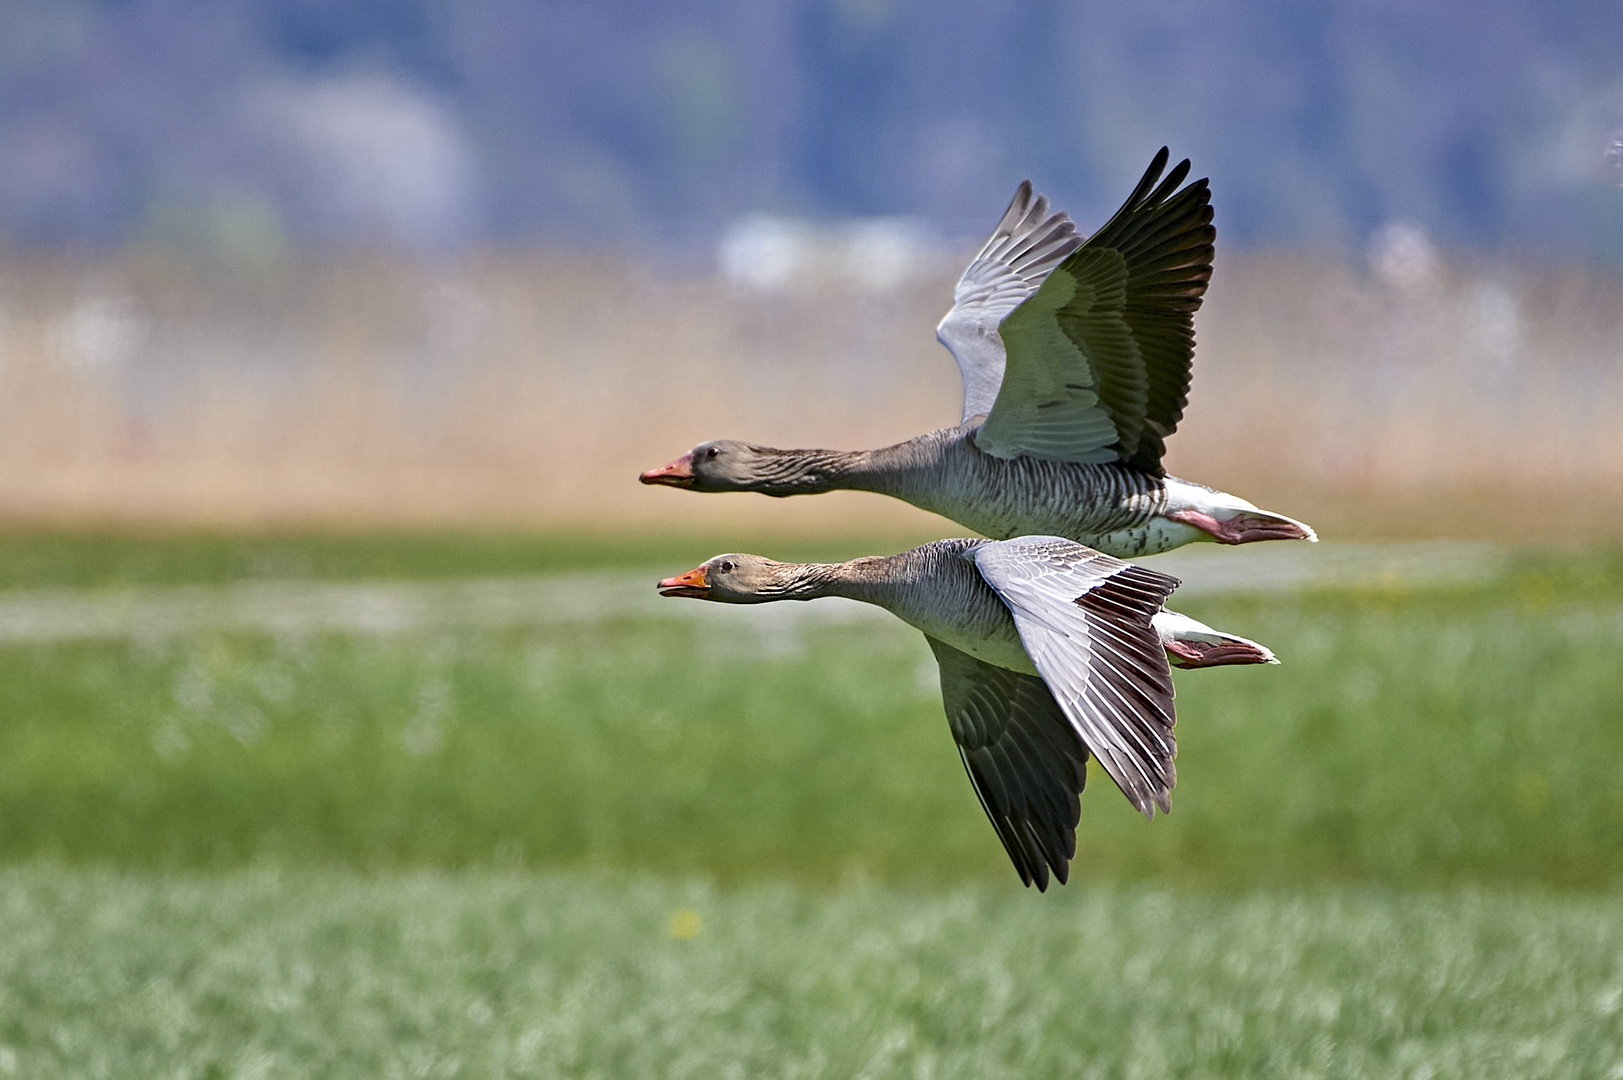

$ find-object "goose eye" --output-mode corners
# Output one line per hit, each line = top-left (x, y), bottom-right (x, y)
(718, 560), (735, 573)
(705, 447), (720, 459)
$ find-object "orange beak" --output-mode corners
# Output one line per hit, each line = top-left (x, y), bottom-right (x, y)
(640, 453), (696, 487)
(658, 564), (709, 598)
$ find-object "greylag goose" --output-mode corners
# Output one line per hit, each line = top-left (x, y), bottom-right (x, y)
(642, 149), (1315, 558)
(656, 536), (1276, 889)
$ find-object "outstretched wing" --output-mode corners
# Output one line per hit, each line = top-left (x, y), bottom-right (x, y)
(928, 635), (1089, 891)
(970, 537), (1180, 818)
(936, 182), (1082, 424)
(974, 148), (1215, 475)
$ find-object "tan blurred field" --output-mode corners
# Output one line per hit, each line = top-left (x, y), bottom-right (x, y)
(0, 245), (1618, 541)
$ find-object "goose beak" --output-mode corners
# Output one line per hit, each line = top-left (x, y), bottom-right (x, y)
(640, 453), (696, 487)
(658, 564), (710, 598)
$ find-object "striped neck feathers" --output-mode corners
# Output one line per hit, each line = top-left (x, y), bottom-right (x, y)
(688, 434), (952, 496)
(699, 554), (907, 606)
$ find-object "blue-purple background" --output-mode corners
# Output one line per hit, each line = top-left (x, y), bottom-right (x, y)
(3, 0), (1622, 255)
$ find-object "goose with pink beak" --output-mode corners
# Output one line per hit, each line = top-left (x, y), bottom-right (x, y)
(642, 149), (1313, 558)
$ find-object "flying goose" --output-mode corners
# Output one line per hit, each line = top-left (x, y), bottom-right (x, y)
(643, 149), (1315, 558)
(657, 536), (1276, 889)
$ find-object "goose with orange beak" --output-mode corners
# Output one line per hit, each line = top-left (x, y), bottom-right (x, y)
(657, 536), (1275, 890)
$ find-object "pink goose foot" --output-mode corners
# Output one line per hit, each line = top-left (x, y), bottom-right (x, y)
(1153, 611), (1279, 668)
(1164, 638), (1277, 669)
(1164, 508), (1316, 545)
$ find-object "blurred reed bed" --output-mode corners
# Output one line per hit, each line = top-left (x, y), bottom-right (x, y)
(0, 246), (1617, 538)
(1190, 253), (1623, 539)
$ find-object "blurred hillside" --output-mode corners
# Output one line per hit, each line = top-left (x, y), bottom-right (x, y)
(2, 0), (1622, 256)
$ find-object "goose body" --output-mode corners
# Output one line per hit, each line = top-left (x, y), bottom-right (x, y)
(657, 536), (1277, 889)
(643, 149), (1315, 557)
(650, 425), (1303, 557)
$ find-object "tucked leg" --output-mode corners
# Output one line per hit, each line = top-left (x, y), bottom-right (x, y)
(1163, 507), (1316, 545)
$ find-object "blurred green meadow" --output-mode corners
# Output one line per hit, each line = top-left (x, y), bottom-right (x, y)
(1, 531), (1620, 888)
(1, 530), (1621, 1077)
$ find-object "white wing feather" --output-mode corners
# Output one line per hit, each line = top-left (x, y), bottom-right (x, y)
(970, 537), (1180, 818)
(936, 182), (1081, 424)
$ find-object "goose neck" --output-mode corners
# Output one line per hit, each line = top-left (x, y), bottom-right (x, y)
(744, 448), (865, 495)
(743, 434), (944, 498)
(837, 434), (947, 499)
(770, 557), (898, 605)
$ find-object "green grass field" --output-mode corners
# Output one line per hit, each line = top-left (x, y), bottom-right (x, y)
(0, 531), (1620, 1076)
(1, 533), (1620, 888)
(3, 869), (1620, 1079)
(0, 528), (940, 591)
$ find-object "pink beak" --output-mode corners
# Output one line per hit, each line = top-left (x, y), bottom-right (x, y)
(640, 453), (696, 487)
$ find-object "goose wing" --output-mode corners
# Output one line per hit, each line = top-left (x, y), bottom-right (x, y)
(928, 635), (1089, 890)
(936, 182), (1082, 424)
(970, 537), (1179, 818)
(973, 148), (1215, 476)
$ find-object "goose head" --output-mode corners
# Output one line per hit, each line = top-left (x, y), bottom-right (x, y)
(658, 553), (794, 603)
(639, 440), (766, 491)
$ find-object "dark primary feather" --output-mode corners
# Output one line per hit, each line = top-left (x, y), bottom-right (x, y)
(974, 149), (1213, 472)
(928, 636), (1088, 890)
(1071, 149), (1215, 474)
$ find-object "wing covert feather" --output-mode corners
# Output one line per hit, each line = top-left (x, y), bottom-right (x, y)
(976, 247), (1142, 462)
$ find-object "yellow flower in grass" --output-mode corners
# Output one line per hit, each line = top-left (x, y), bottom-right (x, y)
(668, 908), (703, 940)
